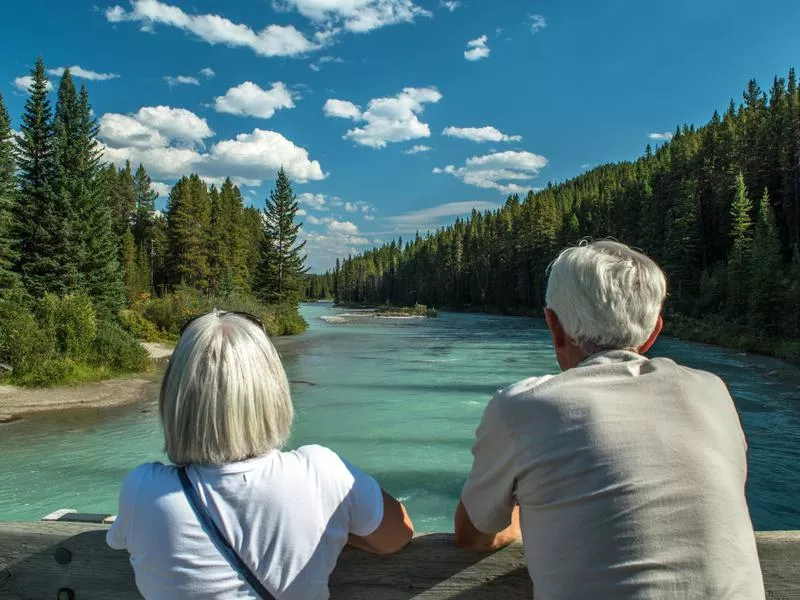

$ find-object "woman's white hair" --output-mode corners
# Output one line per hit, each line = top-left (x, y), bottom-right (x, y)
(159, 312), (293, 466)
(545, 240), (667, 353)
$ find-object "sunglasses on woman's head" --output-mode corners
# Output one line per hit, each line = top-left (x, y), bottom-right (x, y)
(179, 311), (265, 337)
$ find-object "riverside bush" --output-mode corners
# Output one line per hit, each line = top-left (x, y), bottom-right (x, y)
(134, 287), (307, 338)
(93, 321), (151, 371)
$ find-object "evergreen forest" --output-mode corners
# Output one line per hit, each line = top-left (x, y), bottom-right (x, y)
(0, 59), (307, 386)
(307, 68), (800, 362)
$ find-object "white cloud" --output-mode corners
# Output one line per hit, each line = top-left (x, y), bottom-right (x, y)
(206, 129), (325, 183)
(47, 66), (120, 81)
(309, 63), (321, 72)
(343, 200), (375, 214)
(464, 35), (489, 61)
(310, 55), (344, 71)
(434, 150), (548, 194)
(441, 1), (460, 11)
(297, 208), (308, 216)
(325, 87), (441, 148)
(649, 131), (674, 141)
(164, 75), (200, 86)
(530, 14), (546, 33)
(275, 0), (431, 33)
(580, 163), (592, 170)
(302, 230), (373, 271)
(328, 219), (358, 234)
(13, 76), (53, 93)
(323, 98), (362, 120)
(443, 126), (521, 143)
(98, 113), (169, 148)
(136, 106), (214, 146)
(150, 181), (173, 197)
(404, 144), (431, 154)
(200, 67), (215, 78)
(384, 201), (501, 232)
(99, 112), (325, 186)
(215, 81), (295, 119)
(106, 0), (321, 58)
(298, 192), (329, 210)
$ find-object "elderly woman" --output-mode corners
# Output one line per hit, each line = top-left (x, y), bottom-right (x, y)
(108, 311), (414, 599)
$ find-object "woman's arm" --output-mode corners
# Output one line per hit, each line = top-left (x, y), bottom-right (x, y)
(347, 488), (414, 555)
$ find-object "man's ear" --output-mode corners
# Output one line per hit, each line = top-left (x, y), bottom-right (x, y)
(544, 308), (566, 350)
(638, 315), (663, 354)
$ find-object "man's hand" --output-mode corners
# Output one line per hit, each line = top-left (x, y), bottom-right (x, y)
(454, 501), (521, 551)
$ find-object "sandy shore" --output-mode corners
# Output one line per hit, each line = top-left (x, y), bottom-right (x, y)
(0, 342), (173, 422)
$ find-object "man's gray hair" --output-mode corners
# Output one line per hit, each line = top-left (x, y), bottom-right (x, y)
(545, 240), (667, 353)
(159, 312), (293, 466)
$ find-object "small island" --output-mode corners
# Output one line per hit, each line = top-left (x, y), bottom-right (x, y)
(338, 303), (438, 318)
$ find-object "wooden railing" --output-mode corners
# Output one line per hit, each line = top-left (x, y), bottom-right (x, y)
(1, 519), (798, 599)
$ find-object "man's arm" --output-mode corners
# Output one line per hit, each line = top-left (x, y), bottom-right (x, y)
(454, 501), (521, 551)
(348, 488), (414, 555)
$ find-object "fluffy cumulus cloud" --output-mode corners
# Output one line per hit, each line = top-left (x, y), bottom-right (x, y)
(215, 81), (295, 119)
(98, 106), (324, 186)
(164, 75), (200, 86)
(649, 131), (674, 141)
(404, 144), (431, 154)
(13, 76), (53, 93)
(298, 192), (329, 211)
(310, 55), (344, 71)
(324, 87), (442, 148)
(200, 67), (215, 79)
(150, 181), (173, 197)
(464, 35), (489, 61)
(443, 126), (521, 143)
(384, 201), (501, 232)
(275, 0), (431, 33)
(327, 219), (359, 234)
(106, 0), (321, 58)
(434, 150), (548, 194)
(323, 98), (362, 120)
(530, 14), (547, 33)
(302, 230), (373, 271)
(440, 1), (460, 11)
(47, 66), (120, 81)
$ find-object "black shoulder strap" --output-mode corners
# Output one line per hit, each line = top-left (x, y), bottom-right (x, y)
(178, 466), (276, 600)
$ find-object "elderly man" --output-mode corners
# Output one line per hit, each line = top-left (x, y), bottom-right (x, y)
(454, 240), (765, 599)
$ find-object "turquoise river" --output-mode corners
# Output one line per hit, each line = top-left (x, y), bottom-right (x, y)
(1, 302), (799, 532)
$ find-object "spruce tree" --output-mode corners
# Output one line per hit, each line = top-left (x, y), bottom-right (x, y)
(748, 188), (783, 331)
(254, 168), (306, 304)
(52, 68), (84, 292)
(132, 163), (157, 250)
(166, 174), (211, 289)
(75, 84), (125, 317)
(16, 58), (71, 298)
(0, 92), (19, 289)
(727, 172), (754, 320)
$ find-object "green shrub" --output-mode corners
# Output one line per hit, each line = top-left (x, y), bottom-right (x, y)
(2, 308), (55, 377)
(55, 293), (97, 361)
(92, 321), (151, 372)
(119, 309), (172, 342)
(16, 358), (80, 387)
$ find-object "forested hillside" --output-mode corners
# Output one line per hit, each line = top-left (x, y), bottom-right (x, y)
(0, 59), (307, 385)
(309, 69), (800, 361)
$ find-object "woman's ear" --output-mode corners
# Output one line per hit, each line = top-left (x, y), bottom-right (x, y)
(638, 315), (664, 354)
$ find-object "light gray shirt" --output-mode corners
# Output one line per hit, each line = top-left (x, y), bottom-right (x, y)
(462, 350), (765, 600)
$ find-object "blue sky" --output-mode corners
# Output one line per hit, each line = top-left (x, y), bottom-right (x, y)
(2, 0), (799, 271)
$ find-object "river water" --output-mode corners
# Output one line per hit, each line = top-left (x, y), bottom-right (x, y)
(1, 302), (798, 531)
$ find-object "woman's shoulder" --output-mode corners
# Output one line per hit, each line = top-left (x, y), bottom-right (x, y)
(120, 461), (180, 497)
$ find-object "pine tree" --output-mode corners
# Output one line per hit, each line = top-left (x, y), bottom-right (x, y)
(75, 84), (124, 317)
(52, 68), (85, 292)
(166, 174), (211, 289)
(748, 188), (783, 331)
(132, 163), (157, 250)
(0, 92), (19, 289)
(254, 168), (307, 304)
(727, 172), (754, 320)
(111, 161), (136, 241)
(16, 58), (72, 298)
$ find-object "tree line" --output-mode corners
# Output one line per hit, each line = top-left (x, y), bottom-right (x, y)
(0, 58), (307, 384)
(309, 68), (800, 358)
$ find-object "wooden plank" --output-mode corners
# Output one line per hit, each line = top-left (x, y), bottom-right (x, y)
(0, 523), (797, 599)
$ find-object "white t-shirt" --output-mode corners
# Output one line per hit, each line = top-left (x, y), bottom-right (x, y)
(462, 350), (765, 600)
(107, 445), (384, 600)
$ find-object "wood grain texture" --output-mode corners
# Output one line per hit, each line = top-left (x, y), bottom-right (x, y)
(0, 524), (797, 599)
